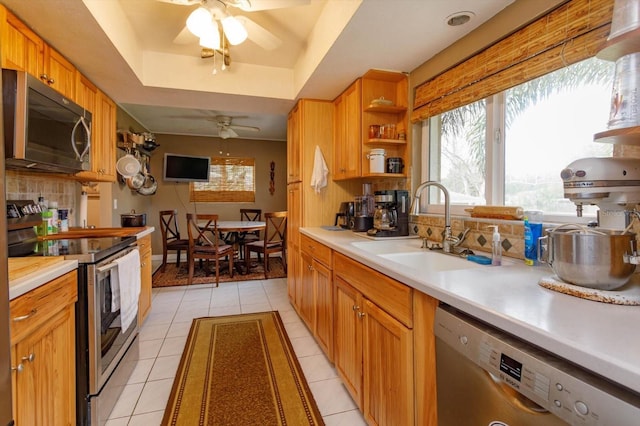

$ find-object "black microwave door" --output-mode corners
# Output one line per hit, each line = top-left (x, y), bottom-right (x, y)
(26, 88), (90, 171)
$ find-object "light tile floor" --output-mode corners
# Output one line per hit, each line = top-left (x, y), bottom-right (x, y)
(105, 271), (366, 425)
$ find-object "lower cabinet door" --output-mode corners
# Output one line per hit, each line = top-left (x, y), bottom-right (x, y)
(13, 305), (75, 425)
(362, 298), (414, 426)
(299, 250), (315, 327)
(314, 259), (333, 361)
(333, 277), (363, 408)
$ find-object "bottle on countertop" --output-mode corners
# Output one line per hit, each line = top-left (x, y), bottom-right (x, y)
(489, 225), (502, 266)
(42, 210), (53, 236)
(524, 210), (543, 265)
(48, 201), (59, 234)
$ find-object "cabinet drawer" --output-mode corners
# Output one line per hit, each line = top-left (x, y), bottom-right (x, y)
(334, 253), (412, 327)
(9, 270), (78, 345)
(300, 234), (332, 268)
(137, 235), (152, 255)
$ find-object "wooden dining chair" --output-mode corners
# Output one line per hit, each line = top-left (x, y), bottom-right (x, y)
(237, 208), (262, 260)
(159, 209), (190, 272)
(244, 211), (287, 279)
(186, 213), (235, 286)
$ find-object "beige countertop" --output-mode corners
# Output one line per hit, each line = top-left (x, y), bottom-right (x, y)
(301, 226), (640, 396)
(8, 258), (78, 300)
(41, 225), (154, 239)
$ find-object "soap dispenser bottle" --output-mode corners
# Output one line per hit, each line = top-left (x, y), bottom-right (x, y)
(489, 225), (502, 266)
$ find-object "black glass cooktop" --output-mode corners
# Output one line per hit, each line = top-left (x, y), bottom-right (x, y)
(17, 236), (136, 263)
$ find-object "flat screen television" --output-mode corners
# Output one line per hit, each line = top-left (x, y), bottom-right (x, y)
(163, 153), (211, 182)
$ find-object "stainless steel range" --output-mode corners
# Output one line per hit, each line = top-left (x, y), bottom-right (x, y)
(8, 218), (140, 426)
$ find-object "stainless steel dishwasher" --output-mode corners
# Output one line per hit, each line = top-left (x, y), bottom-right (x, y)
(434, 305), (640, 425)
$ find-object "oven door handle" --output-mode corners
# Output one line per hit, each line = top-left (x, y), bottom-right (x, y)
(96, 261), (119, 273)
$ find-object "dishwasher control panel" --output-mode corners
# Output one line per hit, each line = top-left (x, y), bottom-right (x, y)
(434, 306), (640, 425)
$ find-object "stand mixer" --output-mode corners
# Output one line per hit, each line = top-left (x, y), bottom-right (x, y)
(561, 157), (640, 230)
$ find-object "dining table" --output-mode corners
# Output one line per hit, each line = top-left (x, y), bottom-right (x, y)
(199, 220), (266, 273)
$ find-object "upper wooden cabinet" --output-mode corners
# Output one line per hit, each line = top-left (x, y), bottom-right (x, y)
(0, 6), (44, 77)
(76, 89), (117, 182)
(333, 70), (409, 180)
(42, 45), (76, 99)
(333, 80), (362, 180)
(0, 6), (77, 99)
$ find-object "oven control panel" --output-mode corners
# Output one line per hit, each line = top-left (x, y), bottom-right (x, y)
(434, 306), (640, 425)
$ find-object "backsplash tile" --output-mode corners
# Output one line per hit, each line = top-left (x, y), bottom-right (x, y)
(410, 214), (527, 260)
(5, 170), (78, 222)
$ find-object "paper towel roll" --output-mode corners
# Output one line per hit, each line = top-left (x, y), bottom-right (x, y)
(79, 191), (88, 228)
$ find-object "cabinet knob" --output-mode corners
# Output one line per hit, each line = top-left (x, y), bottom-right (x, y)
(13, 309), (38, 322)
(22, 353), (35, 363)
(358, 312), (366, 319)
(39, 74), (54, 84)
(11, 364), (24, 373)
(352, 305), (360, 311)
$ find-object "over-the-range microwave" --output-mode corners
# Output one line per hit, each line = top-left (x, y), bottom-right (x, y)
(2, 68), (92, 174)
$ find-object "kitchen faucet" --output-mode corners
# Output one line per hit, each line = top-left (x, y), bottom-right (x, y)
(410, 181), (467, 254)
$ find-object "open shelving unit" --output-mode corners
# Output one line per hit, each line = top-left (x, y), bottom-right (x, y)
(594, 27), (640, 145)
(360, 70), (409, 177)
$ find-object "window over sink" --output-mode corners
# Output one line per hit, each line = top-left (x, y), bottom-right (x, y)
(423, 57), (614, 222)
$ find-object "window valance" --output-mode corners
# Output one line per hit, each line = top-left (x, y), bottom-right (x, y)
(411, 0), (613, 122)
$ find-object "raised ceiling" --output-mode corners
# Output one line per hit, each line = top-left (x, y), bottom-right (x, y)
(1, 0), (515, 140)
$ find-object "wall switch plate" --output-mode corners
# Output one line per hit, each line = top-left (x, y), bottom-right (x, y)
(113, 199), (118, 209)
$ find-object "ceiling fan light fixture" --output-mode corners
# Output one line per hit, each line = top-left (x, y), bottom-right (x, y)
(222, 16), (248, 45)
(199, 21), (220, 49)
(186, 7), (212, 37)
(219, 128), (234, 139)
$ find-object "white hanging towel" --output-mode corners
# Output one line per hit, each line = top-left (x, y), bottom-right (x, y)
(310, 145), (329, 193)
(111, 249), (141, 332)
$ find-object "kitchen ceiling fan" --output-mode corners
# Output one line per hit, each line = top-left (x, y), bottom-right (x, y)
(157, 0), (309, 53)
(214, 115), (260, 139)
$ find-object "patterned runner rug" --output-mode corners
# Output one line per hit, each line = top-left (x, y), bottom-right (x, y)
(153, 257), (286, 287)
(162, 311), (324, 425)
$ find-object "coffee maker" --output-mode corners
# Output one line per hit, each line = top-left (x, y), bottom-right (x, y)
(367, 190), (410, 237)
(350, 183), (375, 232)
(335, 201), (354, 229)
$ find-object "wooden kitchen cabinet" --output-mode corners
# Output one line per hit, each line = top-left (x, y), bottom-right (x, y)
(0, 7), (76, 99)
(333, 70), (409, 179)
(0, 6), (44, 78)
(287, 103), (302, 183)
(286, 99), (346, 309)
(333, 252), (414, 425)
(333, 80), (362, 180)
(42, 44), (76, 99)
(299, 234), (333, 360)
(75, 89), (117, 182)
(138, 234), (153, 325)
(287, 181), (302, 306)
(9, 270), (77, 425)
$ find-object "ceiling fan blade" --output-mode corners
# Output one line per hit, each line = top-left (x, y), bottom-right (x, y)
(229, 124), (260, 132)
(227, 0), (310, 12)
(235, 16), (281, 50)
(173, 25), (197, 44)
(156, 0), (201, 5)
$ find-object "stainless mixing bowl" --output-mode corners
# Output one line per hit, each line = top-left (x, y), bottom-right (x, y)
(539, 226), (637, 290)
